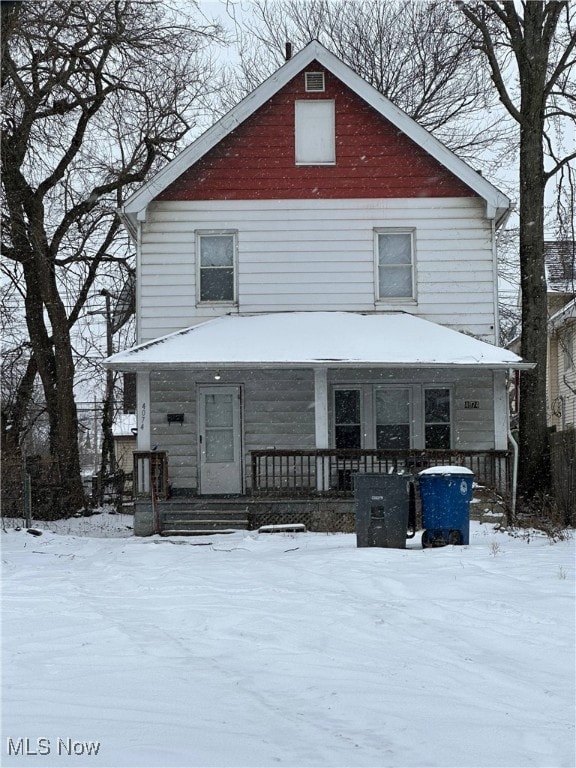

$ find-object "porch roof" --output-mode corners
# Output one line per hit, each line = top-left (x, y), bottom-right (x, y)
(105, 312), (532, 371)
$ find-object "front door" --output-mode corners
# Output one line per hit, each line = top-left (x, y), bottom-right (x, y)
(198, 386), (243, 494)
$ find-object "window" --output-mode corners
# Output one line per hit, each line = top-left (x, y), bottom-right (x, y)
(197, 232), (236, 303)
(563, 328), (574, 373)
(425, 388), (451, 449)
(375, 231), (415, 300)
(375, 388), (410, 449)
(334, 389), (361, 448)
(331, 384), (452, 451)
(295, 100), (335, 165)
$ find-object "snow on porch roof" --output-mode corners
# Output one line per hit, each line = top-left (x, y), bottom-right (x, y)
(105, 312), (532, 371)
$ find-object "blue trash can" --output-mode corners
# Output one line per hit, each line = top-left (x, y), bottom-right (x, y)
(418, 466), (474, 547)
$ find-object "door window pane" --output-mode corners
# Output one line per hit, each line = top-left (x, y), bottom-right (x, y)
(375, 389), (410, 449)
(425, 388), (451, 449)
(206, 428), (234, 462)
(199, 234), (235, 302)
(204, 393), (235, 462)
(334, 389), (361, 449)
(205, 394), (233, 427)
(377, 232), (413, 299)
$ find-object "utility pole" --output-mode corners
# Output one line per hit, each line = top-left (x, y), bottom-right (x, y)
(88, 290), (116, 504)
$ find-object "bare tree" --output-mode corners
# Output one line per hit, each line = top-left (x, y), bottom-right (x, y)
(1, 0), (226, 514)
(458, 1), (576, 503)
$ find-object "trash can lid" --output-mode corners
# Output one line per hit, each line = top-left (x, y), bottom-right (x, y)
(419, 465), (474, 476)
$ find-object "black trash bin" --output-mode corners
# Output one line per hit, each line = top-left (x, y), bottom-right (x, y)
(354, 473), (416, 549)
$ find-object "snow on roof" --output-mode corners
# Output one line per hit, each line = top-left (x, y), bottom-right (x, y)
(105, 312), (532, 371)
(112, 413), (136, 437)
(549, 297), (576, 331)
(545, 240), (576, 294)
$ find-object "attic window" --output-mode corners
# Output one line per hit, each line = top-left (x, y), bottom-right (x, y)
(295, 100), (335, 164)
(305, 71), (325, 92)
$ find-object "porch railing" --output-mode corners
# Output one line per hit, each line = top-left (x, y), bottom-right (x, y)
(133, 451), (169, 499)
(251, 449), (510, 497)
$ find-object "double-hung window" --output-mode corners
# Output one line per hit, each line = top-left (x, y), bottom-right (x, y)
(334, 389), (362, 449)
(424, 388), (451, 449)
(375, 230), (415, 301)
(375, 388), (411, 449)
(197, 232), (237, 304)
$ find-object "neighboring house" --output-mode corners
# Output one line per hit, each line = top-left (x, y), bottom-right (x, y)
(106, 41), (530, 535)
(546, 241), (576, 430)
(548, 298), (576, 431)
(112, 413), (137, 477)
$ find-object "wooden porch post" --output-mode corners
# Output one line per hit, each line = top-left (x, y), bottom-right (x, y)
(314, 367), (330, 491)
(136, 372), (151, 450)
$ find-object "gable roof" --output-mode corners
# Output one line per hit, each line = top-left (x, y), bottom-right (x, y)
(545, 240), (576, 294)
(105, 311), (532, 371)
(120, 40), (510, 236)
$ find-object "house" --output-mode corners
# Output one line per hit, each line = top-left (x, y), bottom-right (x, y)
(106, 41), (531, 535)
(545, 241), (575, 430)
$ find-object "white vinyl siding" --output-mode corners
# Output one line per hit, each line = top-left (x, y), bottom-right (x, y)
(139, 198), (497, 343)
(295, 100), (335, 164)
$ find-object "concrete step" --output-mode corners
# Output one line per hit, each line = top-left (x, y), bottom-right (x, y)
(163, 518), (248, 529)
(160, 529), (238, 537)
(162, 509), (249, 523)
(160, 499), (248, 512)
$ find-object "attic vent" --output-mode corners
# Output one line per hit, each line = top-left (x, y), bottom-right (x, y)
(305, 71), (325, 92)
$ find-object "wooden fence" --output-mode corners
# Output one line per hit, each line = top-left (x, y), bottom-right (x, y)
(550, 430), (575, 523)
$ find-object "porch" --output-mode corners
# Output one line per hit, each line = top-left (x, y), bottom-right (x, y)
(133, 447), (511, 535)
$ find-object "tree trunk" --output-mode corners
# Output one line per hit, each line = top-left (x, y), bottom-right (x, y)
(517, 3), (551, 500)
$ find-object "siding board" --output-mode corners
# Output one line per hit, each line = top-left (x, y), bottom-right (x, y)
(139, 198), (497, 342)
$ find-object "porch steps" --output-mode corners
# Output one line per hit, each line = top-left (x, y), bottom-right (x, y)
(159, 503), (249, 534)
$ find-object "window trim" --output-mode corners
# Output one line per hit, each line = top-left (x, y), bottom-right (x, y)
(304, 71), (325, 93)
(196, 230), (238, 306)
(374, 385), (413, 450)
(423, 386), (453, 450)
(332, 386), (363, 449)
(294, 99), (336, 166)
(374, 228), (417, 304)
(330, 383), (452, 451)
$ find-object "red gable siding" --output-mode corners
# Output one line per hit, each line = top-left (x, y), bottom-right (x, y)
(157, 64), (477, 201)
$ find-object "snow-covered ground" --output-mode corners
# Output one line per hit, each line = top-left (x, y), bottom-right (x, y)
(1, 515), (574, 768)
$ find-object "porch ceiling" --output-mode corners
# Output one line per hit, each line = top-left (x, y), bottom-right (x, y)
(105, 312), (533, 372)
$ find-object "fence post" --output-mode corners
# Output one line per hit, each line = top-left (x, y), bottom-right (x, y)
(23, 473), (32, 527)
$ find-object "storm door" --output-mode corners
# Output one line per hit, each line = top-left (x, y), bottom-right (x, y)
(198, 386), (243, 494)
